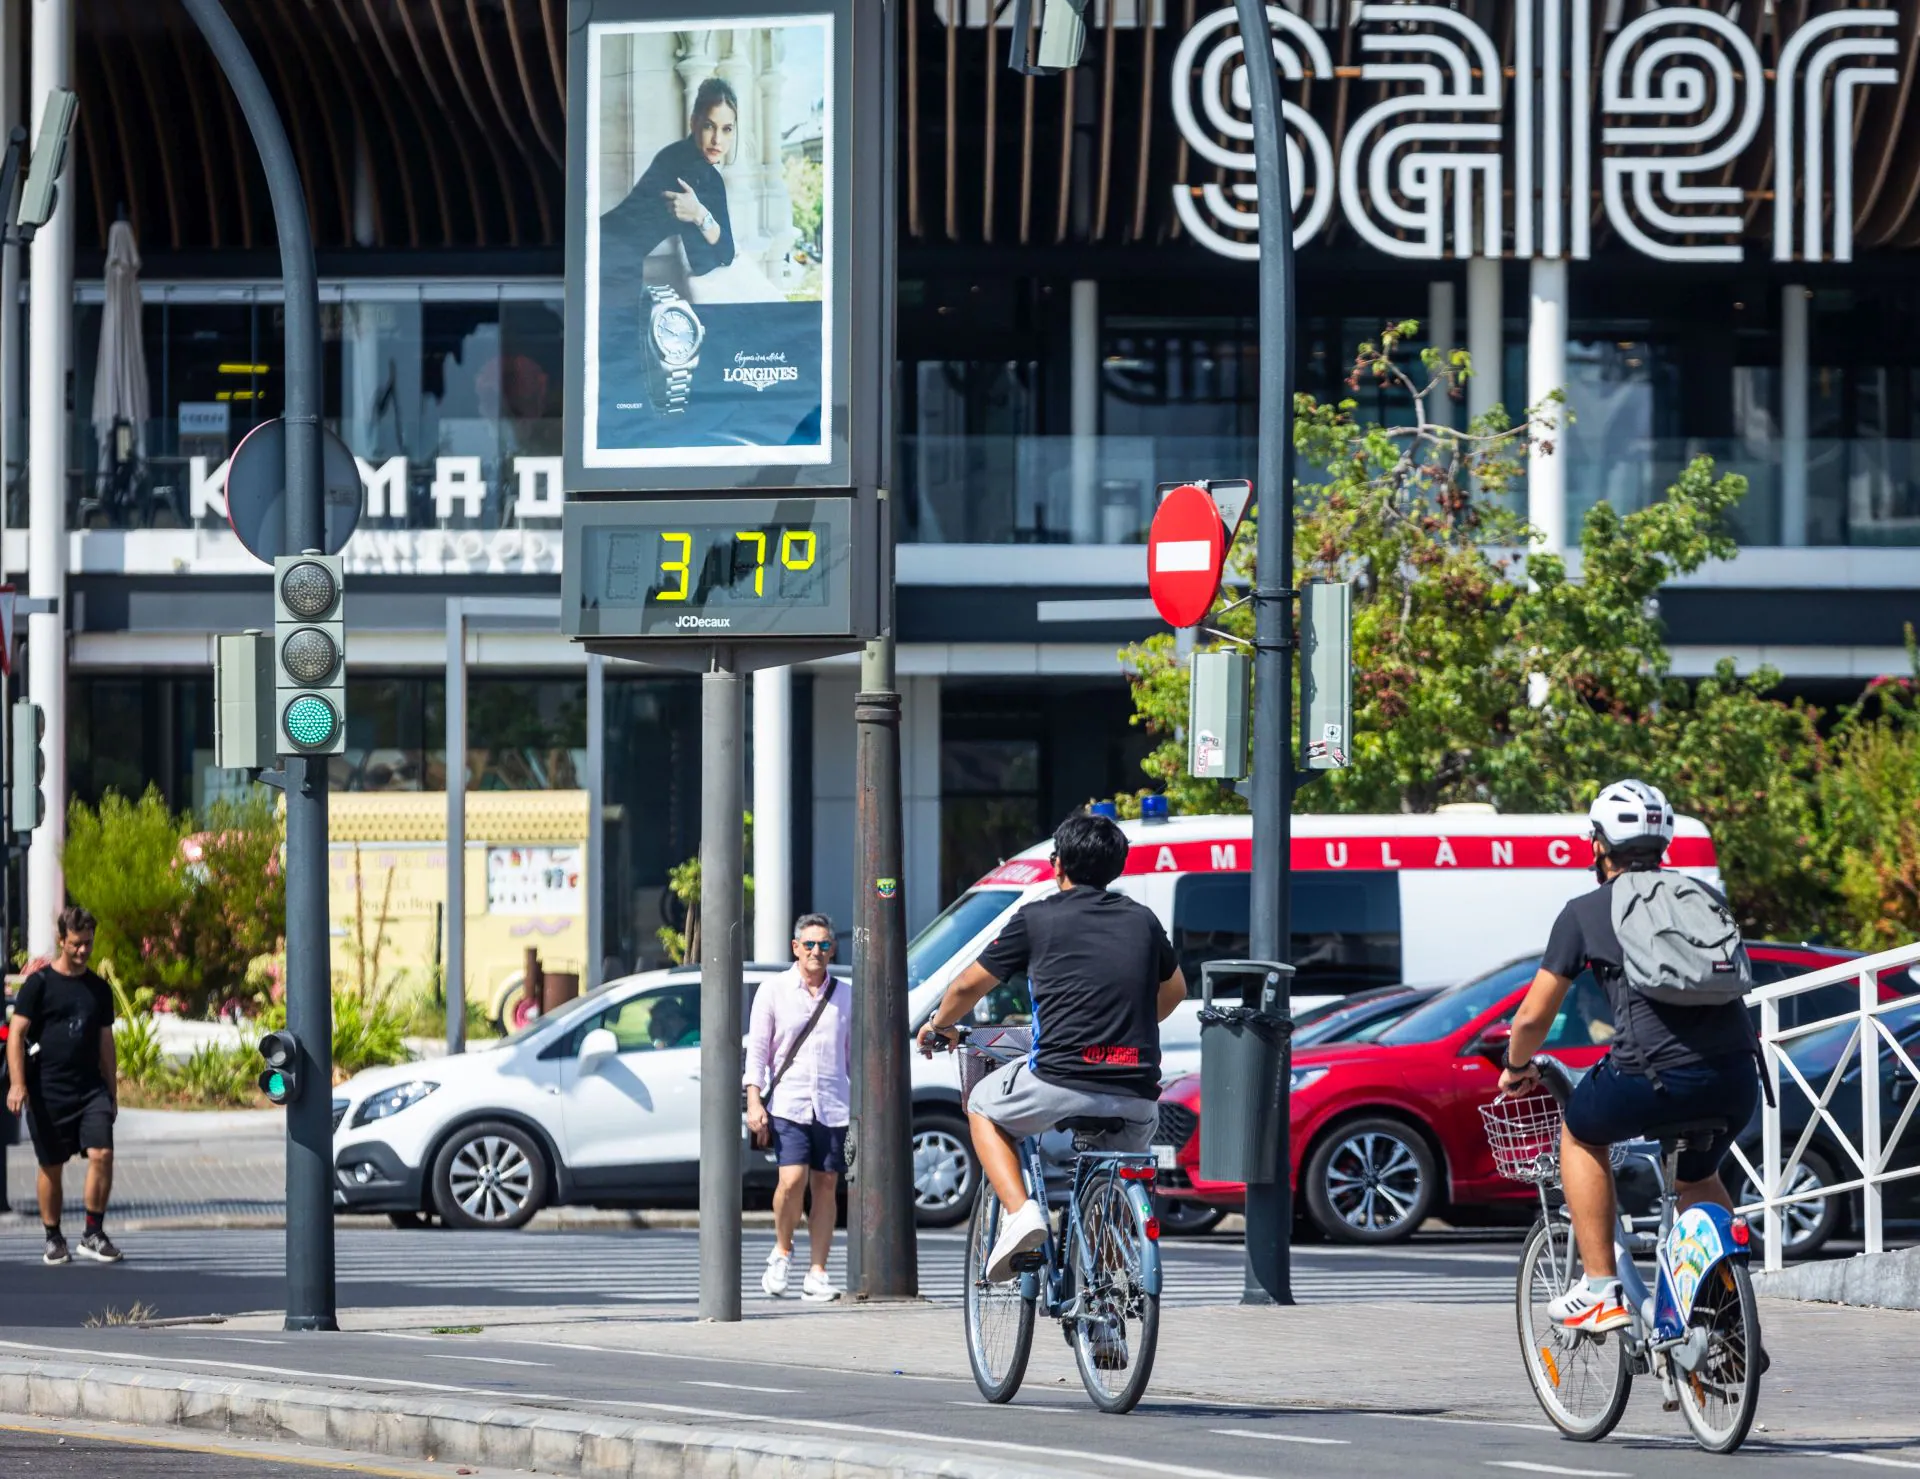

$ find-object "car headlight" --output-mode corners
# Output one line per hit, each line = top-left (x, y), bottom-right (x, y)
(1290, 1066), (1329, 1093)
(350, 1081), (439, 1127)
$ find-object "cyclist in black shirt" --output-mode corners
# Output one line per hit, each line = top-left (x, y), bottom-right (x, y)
(1499, 780), (1760, 1333)
(920, 813), (1185, 1281)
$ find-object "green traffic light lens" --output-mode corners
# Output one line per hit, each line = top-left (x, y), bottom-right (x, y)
(284, 693), (339, 750)
(267, 1072), (287, 1098)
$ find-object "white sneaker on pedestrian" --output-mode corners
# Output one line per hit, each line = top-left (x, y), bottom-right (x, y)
(761, 1248), (792, 1298)
(801, 1269), (841, 1303)
(985, 1199), (1050, 1283)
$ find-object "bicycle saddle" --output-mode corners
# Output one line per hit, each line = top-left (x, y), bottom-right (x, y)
(1641, 1117), (1728, 1146)
(1058, 1115), (1129, 1135)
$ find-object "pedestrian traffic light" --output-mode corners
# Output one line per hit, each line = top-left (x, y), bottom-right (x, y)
(9, 700), (46, 836)
(273, 554), (346, 757)
(258, 1030), (301, 1104)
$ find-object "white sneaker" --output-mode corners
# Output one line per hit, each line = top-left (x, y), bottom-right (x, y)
(801, 1269), (841, 1303)
(1547, 1278), (1630, 1333)
(985, 1199), (1050, 1283)
(761, 1248), (792, 1298)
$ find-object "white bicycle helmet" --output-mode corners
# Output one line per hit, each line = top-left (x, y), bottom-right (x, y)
(1587, 778), (1675, 854)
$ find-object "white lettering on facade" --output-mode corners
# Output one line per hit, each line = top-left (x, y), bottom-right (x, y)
(1324, 841), (1347, 868)
(189, 456), (230, 519)
(1211, 843), (1237, 870)
(356, 456), (408, 519)
(1433, 836), (1457, 868)
(1172, 3), (1899, 265)
(1491, 840), (1514, 867)
(514, 457), (565, 519)
(431, 456), (486, 521)
(1546, 839), (1572, 866)
(1155, 846), (1178, 872)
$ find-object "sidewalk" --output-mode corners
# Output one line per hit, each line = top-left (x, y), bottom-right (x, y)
(2, 1107), (285, 1224)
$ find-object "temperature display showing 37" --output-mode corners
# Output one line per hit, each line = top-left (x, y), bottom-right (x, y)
(603, 524), (829, 609)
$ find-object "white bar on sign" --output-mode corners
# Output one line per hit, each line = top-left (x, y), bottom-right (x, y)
(1154, 539), (1213, 573)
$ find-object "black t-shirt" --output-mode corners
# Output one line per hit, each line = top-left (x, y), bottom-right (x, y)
(1542, 876), (1755, 1077)
(13, 966), (114, 1099)
(974, 889), (1177, 1099)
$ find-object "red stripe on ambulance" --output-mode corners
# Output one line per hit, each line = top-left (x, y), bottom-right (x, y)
(1120, 835), (1717, 875)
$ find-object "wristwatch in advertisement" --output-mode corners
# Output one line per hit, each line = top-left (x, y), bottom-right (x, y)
(643, 284), (704, 414)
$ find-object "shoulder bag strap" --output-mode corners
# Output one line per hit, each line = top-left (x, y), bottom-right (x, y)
(761, 979), (837, 1105)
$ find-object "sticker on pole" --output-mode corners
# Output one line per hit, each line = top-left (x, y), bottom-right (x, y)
(1147, 483), (1229, 629)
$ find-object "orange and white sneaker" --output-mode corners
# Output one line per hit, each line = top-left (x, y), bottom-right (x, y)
(1548, 1279), (1631, 1333)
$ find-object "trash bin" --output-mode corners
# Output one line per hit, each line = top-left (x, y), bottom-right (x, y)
(542, 971), (580, 1014)
(1198, 959), (1295, 1186)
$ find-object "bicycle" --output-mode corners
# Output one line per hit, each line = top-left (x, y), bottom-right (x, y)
(927, 1025), (1163, 1414)
(1483, 1057), (1763, 1454)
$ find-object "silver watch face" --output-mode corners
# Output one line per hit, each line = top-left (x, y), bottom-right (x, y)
(653, 306), (701, 367)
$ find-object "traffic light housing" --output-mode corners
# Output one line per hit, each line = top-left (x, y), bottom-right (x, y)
(273, 554), (346, 757)
(258, 1030), (301, 1104)
(9, 700), (46, 836)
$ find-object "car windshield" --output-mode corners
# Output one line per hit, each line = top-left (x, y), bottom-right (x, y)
(1292, 991), (1402, 1046)
(1786, 999), (1920, 1080)
(496, 987), (623, 1049)
(1376, 958), (1542, 1045)
(907, 888), (1023, 989)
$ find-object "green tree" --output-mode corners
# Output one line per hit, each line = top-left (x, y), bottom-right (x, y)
(1815, 646), (1920, 951)
(1117, 322), (1827, 936)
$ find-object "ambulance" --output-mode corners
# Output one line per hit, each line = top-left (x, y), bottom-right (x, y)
(897, 802), (1721, 1224)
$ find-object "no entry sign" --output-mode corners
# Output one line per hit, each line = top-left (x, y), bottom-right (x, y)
(1148, 483), (1229, 628)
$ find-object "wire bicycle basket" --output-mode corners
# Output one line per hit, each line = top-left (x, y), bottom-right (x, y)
(1481, 1090), (1629, 1186)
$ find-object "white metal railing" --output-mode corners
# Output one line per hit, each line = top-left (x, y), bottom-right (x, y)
(1729, 942), (1920, 1273)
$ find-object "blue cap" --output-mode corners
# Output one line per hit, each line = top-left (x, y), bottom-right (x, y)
(1090, 801), (1119, 819)
(1140, 794), (1170, 824)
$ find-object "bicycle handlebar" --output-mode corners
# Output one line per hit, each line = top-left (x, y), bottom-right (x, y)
(1534, 1056), (1576, 1107)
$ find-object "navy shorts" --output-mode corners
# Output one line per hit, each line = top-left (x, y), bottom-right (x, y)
(1563, 1052), (1760, 1184)
(772, 1116), (848, 1173)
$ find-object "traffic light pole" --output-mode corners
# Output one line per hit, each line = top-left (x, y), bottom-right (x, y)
(1234, 0), (1298, 1307)
(183, 0), (335, 1331)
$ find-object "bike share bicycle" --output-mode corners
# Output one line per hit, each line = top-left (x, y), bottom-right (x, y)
(929, 1025), (1163, 1413)
(1483, 1056), (1763, 1453)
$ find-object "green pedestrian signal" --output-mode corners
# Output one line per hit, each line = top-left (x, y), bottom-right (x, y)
(258, 1030), (301, 1105)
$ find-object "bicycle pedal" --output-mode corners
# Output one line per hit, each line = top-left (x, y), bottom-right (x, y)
(1009, 1250), (1045, 1273)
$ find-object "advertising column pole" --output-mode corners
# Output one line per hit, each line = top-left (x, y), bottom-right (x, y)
(1233, 0), (1297, 1307)
(698, 652), (745, 1322)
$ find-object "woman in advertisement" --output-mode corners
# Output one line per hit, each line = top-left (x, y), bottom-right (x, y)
(600, 77), (739, 286)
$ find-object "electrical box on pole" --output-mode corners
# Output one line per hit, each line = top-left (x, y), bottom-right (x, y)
(215, 631), (274, 771)
(1188, 651), (1250, 780)
(1299, 582), (1352, 771)
(8, 700), (45, 836)
(16, 87), (76, 232)
(274, 555), (346, 757)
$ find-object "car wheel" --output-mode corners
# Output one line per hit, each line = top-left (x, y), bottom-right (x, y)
(1151, 1196), (1227, 1236)
(912, 1111), (978, 1228)
(430, 1121), (549, 1231)
(1735, 1145), (1844, 1258)
(1304, 1116), (1438, 1245)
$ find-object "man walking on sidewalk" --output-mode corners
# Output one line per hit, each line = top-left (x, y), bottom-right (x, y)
(6, 907), (123, 1265)
(744, 913), (848, 1302)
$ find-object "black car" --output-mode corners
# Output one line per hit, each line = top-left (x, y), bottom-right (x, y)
(1291, 985), (1443, 1048)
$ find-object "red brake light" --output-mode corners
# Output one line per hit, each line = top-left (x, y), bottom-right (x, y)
(1143, 1216), (1160, 1241)
(1119, 1165), (1156, 1182)
(1730, 1217), (1750, 1247)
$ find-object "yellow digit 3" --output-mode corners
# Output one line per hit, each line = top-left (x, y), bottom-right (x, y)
(658, 531), (692, 601)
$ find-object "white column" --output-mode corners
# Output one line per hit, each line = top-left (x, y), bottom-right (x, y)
(1780, 284), (1810, 548)
(26, 0), (72, 958)
(1466, 256), (1502, 426)
(751, 663), (793, 961)
(1527, 257), (1568, 552)
(1069, 279), (1099, 542)
(1427, 279), (1456, 427)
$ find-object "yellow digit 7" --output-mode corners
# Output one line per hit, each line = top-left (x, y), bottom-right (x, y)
(735, 531), (767, 596)
(780, 529), (817, 571)
(657, 531), (692, 602)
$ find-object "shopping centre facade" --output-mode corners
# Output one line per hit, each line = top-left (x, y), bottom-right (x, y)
(5, 1), (1917, 986)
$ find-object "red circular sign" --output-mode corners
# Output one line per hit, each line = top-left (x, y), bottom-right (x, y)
(1147, 484), (1228, 628)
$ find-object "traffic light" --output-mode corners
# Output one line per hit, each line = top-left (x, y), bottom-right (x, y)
(9, 700), (45, 836)
(258, 1030), (301, 1104)
(273, 554), (346, 757)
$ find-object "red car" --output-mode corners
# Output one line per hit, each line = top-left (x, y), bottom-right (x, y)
(1154, 943), (1912, 1244)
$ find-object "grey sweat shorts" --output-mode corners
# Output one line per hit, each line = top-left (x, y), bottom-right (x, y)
(967, 1059), (1156, 1152)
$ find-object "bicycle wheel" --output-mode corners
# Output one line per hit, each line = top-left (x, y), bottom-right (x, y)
(1675, 1258), (1762, 1454)
(1069, 1174), (1160, 1415)
(964, 1186), (1035, 1403)
(1516, 1215), (1630, 1441)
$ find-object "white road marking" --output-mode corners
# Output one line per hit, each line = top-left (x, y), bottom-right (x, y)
(189, 1337), (285, 1347)
(948, 1400), (1076, 1413)
(1486, 1464), (1631, 1478)
(1212, 1428), (1349, 1445)
(684, 1380), (799, 1395)
(1826, 1457), (1920, 1472)
(420, 1355), (551, 1368)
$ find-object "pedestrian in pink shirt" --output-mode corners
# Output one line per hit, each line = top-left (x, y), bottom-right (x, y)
(743, 913), (849, 1300)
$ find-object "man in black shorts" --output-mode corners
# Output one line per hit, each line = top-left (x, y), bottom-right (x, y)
(6, 906), (123, 1265)
(1499, 780), (1758, 1332)
(919, 813), (1186, 1282)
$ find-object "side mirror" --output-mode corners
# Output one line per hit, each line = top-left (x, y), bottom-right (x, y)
(1471, 1022), (1513, 1063)
(578, 1027), (618, 1070)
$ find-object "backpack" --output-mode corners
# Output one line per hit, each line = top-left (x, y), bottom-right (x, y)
(1610, 870), (1752, 1006)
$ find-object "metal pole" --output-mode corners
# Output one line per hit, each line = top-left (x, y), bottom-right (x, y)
(445, 603), (466, 1055)
(585, 652), (605, 990)
(1233, 0), (1296, 1307)
(698, 653), (744, 1322)
(183, 0), (333, 1332)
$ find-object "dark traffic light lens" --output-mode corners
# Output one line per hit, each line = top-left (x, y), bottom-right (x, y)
(284, 694), (339, 750)
(281, 627), (339, 684)
(281, 559), (338, 618)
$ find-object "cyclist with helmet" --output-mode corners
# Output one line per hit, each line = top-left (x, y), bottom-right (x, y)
(1497, 780), (1761, 1332)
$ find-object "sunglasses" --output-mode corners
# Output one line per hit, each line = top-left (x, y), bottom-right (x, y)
(796, 940), (834, 953)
